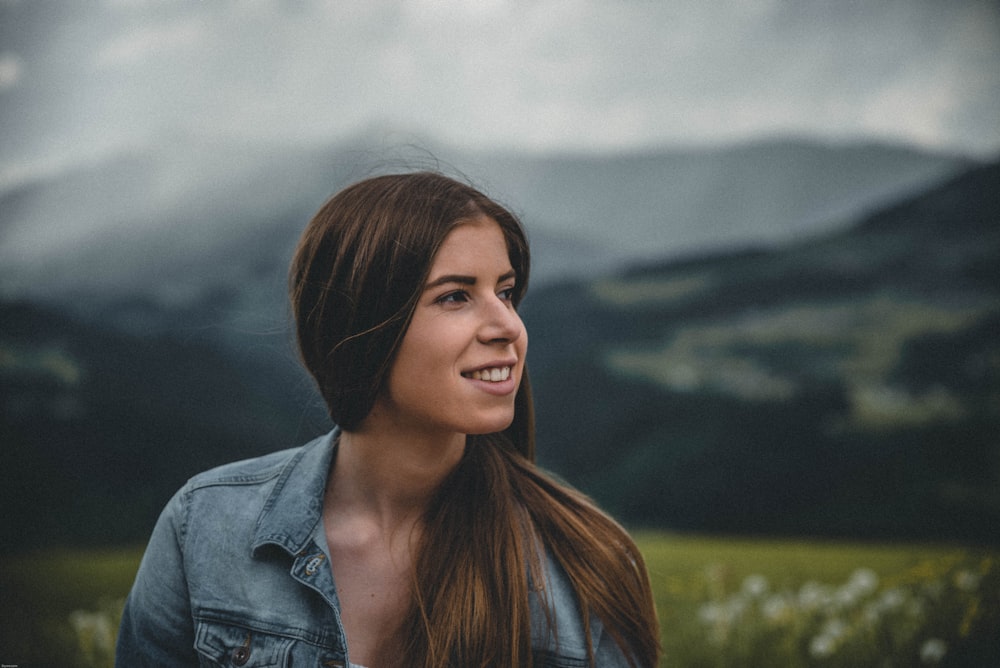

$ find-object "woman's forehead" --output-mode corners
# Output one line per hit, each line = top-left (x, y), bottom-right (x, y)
(430, 218), (512, 272)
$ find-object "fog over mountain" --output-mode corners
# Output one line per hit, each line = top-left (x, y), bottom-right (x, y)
(1, 1), (995, 306)
(0, 136), (972, 314)
(1, 0), (998, 191)
(3, 154), (996, 548)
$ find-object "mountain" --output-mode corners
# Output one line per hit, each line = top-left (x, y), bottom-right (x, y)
(521, 159), (1000, 543)
(0, 139), (994, 548)
(470, 139), (975, 262)
(0, 136), (972, 380)
(0, 299), (330, 548)
(0, 136), (971, 305)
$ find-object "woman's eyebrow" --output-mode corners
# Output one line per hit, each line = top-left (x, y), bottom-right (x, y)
(424, 270), (516, 290)
(424, 274), (476, 290)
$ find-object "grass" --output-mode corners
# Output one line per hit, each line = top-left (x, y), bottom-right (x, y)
(1, 534), (996, 667)
(0, 546), (143, 668)
(633, 532), (999, 666)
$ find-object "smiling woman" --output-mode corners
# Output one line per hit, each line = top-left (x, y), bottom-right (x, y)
(115, 171), (661, 667)
(380, 218), (527, 440)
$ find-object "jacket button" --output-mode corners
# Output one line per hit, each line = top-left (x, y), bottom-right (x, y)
(304, 554), (326, 575)
(233, 643), (251, 666)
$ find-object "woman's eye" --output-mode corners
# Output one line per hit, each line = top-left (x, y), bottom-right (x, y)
(498, 287), (516, 301)
(437, 290), (469, 304)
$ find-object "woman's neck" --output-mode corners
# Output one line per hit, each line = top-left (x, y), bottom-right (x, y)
(326, 424), (466, 532)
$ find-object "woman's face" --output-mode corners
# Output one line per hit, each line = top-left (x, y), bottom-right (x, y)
(371, 216), (527, 438)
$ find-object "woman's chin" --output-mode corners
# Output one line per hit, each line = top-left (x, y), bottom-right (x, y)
(465, 413), (516, 436)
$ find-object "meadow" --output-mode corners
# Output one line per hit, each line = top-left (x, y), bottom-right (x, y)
(633, 533), (999, 667)
(1, 533), (996, 667)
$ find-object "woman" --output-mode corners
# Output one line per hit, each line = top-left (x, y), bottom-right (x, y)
(116, 171), (661, 667)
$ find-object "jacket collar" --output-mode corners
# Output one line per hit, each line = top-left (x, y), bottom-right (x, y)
(251, 428), (340, 556)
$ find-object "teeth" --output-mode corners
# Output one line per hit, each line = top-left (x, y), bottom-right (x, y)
(467, 366), (511, 382)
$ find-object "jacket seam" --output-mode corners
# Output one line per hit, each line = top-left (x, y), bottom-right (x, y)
(194, 609), (338, 647)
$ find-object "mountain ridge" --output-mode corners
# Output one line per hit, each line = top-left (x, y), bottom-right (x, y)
(0, 136), (972, 300)
(1, 148), (995, 549)
(522, 159), (1000, 542)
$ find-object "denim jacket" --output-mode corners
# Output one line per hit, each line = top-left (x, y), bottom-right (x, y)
(116, 431), (636, 667)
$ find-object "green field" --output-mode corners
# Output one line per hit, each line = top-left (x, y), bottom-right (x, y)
(633, 532), (999, 666)
(2, 534), (997, 667)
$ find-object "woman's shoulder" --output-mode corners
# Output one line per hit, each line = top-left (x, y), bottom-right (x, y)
(160, 430), (337, 539)
(155, 430), (337, 555)
(184, 431), (334, 491)
(185, 445), (299, 489)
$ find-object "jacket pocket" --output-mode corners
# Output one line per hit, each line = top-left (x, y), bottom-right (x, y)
(195, 620), (293, 667)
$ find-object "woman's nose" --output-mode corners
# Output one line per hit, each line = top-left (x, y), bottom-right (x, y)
(479, 297), (524, 344)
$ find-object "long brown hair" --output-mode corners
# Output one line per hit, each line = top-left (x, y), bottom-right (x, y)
(290, 172), (660, 666)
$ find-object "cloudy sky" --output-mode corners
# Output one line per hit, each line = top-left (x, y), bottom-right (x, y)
(1, 0), (998, 193)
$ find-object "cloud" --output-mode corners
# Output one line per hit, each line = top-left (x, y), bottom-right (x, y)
(0, 52), (23, 90)
(0, 0), (997, 184)
(94, 17), (205, 68)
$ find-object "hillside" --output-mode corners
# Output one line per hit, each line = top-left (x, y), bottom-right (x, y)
(522, 160), (1000, 543)
(0, 136), (969, 301)
(0, 300), (329, 548)
(0, 144), (994, 549)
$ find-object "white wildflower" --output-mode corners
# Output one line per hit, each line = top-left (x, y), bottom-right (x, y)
(833, 586), (858, 609)
(698, 601), (737, 645)
(821, 618), (849, 641)
(698, 602), (727, 625)
(920, 638), (947, 664)
(809, 633), (837, 659)
(69, 609), (112, 643)
(878, 587), (906, 611)
(798, 581), (832, 610)
(69, 608), (117, 661)
(846, 568), (879, 596)
(762, 594), (792, 623)
(954, 569), (981, 592)
(741, 574), (769, 598)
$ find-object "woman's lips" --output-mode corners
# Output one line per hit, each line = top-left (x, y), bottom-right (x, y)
(462, 366), (512, 382)
(462, 365), (517, 395)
